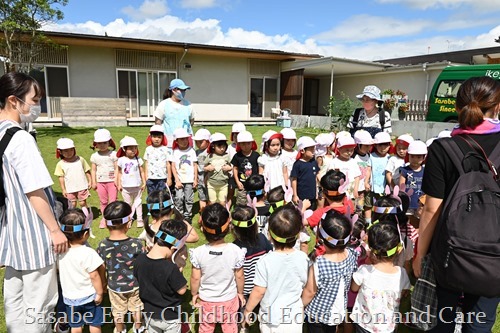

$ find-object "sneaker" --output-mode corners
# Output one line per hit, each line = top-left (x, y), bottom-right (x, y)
(136, 220), (144, 228)
(99, 219), (106, 229)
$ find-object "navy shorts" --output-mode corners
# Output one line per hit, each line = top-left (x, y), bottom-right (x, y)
(65, 301), (103, 328)
(146, 178), (167, 194)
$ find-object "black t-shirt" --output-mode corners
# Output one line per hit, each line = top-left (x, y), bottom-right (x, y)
(133, 253), (187, 320)
(256, 204), (271, 234)
(422, 132), (500, 199)
(231, 151), (260, 183)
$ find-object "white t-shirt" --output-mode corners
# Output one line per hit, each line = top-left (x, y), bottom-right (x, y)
(227, 143), (238, 160)
(385, 156), (406, 187)
(354, 153), (371, 191)
(58, 245), (104, 301)
(327, 157), (361, 198)
(189, 243), (245, 302)
(144, 146), (169, 180)
(117, 156), (144, 188)
(54, 157), (91, 193)
(351, 265), (410, 333)
(257, 154), (286, 190)
(280, 149), (297, 177)
(254, 250), (309, 325)
(90, 150), (117, 183)
(169, 148), (197, 183)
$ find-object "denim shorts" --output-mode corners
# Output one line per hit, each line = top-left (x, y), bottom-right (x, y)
(65, 301), (103, 328)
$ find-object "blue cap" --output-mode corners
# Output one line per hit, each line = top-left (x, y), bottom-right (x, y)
(169, 79), (190, 90)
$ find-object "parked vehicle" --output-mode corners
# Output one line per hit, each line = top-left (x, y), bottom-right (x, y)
(426, 64), (500, 122)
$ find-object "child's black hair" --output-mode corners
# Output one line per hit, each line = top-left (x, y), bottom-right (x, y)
(146, 189), (173, 220)
(244, 174), (265, 201)
(209, 140), (228, 157)
(103, 201), (132, 231)
(268, 204), (302, 250)
(231, 206), (258, 247)
(368, 222), (401, 262)
(267, 185), (284, 203)
(154, 219), (187, 248)
(311, 210), (352, 261)
(60, 208), (87, 242)
(201, 203), (230, 242)
(372, 192), (410, 226)
(320, 169), (347, 202)
(262, 137), (282, 155)
(348, 216), (368, 259)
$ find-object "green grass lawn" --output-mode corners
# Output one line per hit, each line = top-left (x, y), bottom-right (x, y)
(0, 124), (499, 333)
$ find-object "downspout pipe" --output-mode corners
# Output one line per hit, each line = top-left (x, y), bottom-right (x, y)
(423, 62), (429, 103)
(178, 44), (189, 78)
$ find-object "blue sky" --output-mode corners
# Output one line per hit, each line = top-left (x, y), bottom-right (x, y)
(45, 0), (500, 61)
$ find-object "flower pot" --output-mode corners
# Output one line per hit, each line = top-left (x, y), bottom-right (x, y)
(398, 112), (406, 120)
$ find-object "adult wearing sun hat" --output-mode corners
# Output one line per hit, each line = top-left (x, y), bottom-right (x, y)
(154, 78), (195, 152)
(347, 85), (392, 138)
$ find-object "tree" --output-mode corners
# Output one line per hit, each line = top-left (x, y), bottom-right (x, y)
(0, 0), (67, 73)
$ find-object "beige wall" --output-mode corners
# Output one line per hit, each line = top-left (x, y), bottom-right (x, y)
(178, 54), (251, 121)
(68, 46), (117, 98)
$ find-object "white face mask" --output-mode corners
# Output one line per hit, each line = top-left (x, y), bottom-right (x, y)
(17, 98), (41, 123)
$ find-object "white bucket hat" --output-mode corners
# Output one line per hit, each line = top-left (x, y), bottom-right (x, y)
(280, 127), (297, 140)
(353, 130), (373, 145)
(93, 129), (112, 143)
(297, 136), (316, 151)
(57, 138), (75, 150)
(210, 132), (227, 142)
(231, 122), (246, 133)
(337, 135), (356, 148)
(237, 131), (254, 143)
(149, 125), (164, 134)
(408, 140), (428, 155)
(437, 129), (452, 138)
(373, 132), (392, 144)
(120, 136), (138, 148)
(356, 85), (383, 101)
(173, 128), (190, 140)
(193, 128), (211, 141)
(396, 134), (414, 147)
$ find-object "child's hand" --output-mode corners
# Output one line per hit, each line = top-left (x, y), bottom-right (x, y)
(117, 185), (123, 192)
(191, 294), (201, 308)
(140, 184), (146, 191)
(302, 199), (311, 211)
(94, 294), (103, 306)
(62, 190), (67, 198)
(222, 164), (232, 172)
(193, 180), (198, 188)
(364, 183), (371, 192)
(292, 195), (299, 205)
(205, 165), (215, 172)
(354, 189), (359, 199)
(175, 180), (183, 189)
(237, 181), (244, 190)
(91, 182), (97, 190)
(167, 179), (172, 187)
(238, 293), (246, 307)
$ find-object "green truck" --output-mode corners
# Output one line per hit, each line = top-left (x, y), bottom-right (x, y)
(426, 64), (500, 122)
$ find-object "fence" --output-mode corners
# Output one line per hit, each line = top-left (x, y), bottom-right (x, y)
(400, 99), (428, 121)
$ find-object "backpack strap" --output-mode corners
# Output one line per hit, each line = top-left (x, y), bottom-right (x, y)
(0, 127), (23, 205)
(437, 138), (467, 176)
(379, 107), (385, 131)
(351, 108), (363, 129)
(459, 135), (499, 180)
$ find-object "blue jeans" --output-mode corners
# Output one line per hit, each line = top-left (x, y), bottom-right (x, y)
(430, 285), (499, 333)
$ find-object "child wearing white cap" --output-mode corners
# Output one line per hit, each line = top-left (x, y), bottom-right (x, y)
(116, 136), (146, 227)
(385, 134), (414, 188)
(258, 130), (288, 190)
(90, 128), (118, 228)
(399, 140), (427, 211)
(54, 138), (92, 210)
(227, 122), (246, 208)
(231, 131), (260, 206)
(144, 125), (171, 195)
(194, 128), (211, 211)
(280, 128), (298, 177)
(353, 130), (373, 215)
(290, 136), (319, 209)
(326, 135), (360, 200)
(169, 128), (198, 223)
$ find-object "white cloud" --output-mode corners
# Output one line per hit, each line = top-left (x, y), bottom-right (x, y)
(313, 15), (432, 43)
(180, 0), (217, 9)
(122, 0), (169, 21)
(376, 0), (500, 12)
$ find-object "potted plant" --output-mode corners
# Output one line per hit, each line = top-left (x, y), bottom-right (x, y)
(383, 98), (396, 111)
(398, 102), (409, 120)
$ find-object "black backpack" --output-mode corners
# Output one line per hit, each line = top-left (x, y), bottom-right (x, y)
(0, 127), (23, 207)
(349, 107), (385, 137)
(430, 135), (500, 297)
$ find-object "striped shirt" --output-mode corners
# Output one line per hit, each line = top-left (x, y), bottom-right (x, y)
(233, 233), (273, 295)
(0, 121), (55, 270)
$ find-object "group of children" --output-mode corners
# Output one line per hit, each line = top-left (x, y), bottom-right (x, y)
(52, 124), (438, 333)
